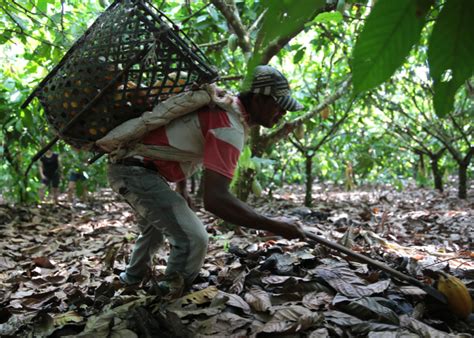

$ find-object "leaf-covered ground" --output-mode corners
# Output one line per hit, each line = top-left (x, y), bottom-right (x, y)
(0, 183), (473, 337)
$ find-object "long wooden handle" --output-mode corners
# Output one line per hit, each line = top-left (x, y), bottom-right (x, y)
(303, 230), (447, 304)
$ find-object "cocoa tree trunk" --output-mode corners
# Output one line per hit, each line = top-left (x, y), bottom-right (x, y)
(417, 152), (426, 187)
(429, 149), (445, 192)
(304, 155), (314, 207)
(458, 163), (468, 199)
(431, 158), (443, 192)
(457, 148), (473, 199)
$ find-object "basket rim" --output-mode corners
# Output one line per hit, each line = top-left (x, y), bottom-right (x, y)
(21, 0), (218, 109)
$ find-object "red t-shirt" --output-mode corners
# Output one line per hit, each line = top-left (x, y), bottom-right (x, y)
(142, 100), (247, 182)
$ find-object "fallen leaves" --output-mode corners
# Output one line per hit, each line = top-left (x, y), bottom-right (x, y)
(0, 185), (473, 336)
(312, 266), (391, 298)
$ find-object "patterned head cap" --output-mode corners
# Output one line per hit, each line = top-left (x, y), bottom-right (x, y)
(250, 65), (304, 112)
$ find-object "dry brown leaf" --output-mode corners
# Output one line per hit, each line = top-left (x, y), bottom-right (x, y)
(261, 305), (321, 333)
(244, 286), (272, 312)
(33, 257), (55, 269)
(179, 286), (218, 305)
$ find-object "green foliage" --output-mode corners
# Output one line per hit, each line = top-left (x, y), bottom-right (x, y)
(428, 0), (474, 116)
(352, 0), (430, 94)
(311, 11), (344, 24)
(0, 0), (471, 203)
(244, 0), (325, 89)
(352, 0), (474, 118)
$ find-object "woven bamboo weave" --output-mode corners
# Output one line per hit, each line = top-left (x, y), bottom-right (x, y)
(24, 0), (218, 149)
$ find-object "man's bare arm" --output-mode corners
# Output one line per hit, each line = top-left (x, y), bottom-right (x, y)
(202, 169), (303, 239)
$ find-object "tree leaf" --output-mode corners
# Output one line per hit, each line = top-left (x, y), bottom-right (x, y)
(245, 0), (325, 88)
(324, 310), (363, 327)
(351, 297), (400, 324)
(293, 48), (305, 64)
(351, 322), (400, 335)
(432, 81), (457, 118)
(314, 266), (390, 298)
(52, 311), (83, 328)
(223, 292), (251, 314)
(262, 305), (321, 333)
(32, 256), (55, 269)
(302, 291), (334, 310)
(191, 312), (251, 336)
(244, 286), (272, 312)
(312, 11), (344, 24)
(352, 0), (430, 94)
(179, 286), (218, 305)
(428, 0), (474, 117)
(258, 0), (325, 50)
(35, 0), (48, 13)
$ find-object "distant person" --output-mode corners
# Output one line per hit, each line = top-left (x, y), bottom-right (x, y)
(68, 169), (89, 204)
(39, 150), (60, 204)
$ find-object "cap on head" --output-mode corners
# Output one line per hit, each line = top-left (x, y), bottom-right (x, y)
(250, 65), (304, 112)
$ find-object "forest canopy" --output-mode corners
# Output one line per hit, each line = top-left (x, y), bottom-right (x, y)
(0, 0), (472, 203)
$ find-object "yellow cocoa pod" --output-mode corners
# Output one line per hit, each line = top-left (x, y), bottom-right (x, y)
(173, 78), (186, 93)
(150, 79), (162, 96)
(294, 124), (305, 139)
(251, 179), (263, 197)
(320, 106), (331, 120)
(115, 81), (138, 101)
(89, 128), (97, 136)
(437, 272), (473, 319)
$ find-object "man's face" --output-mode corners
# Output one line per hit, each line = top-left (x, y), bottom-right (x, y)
(251, 95), (287, 128)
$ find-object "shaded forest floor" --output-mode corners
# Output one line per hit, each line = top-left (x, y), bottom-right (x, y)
(0, 183), (473, 337)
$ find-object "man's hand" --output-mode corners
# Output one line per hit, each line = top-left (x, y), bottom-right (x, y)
(268, 217), (306, 240)
(203, 170), (307, 240)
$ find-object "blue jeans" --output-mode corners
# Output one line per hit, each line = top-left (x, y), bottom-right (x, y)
(107, 164), (208, 288)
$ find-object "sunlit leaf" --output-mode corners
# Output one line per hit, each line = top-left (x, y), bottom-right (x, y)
(245, 0), (325, 88)
(352, 0), (431, 94)
(312, 11), (343, 24)
(36, 0), (48, 13)
(428, 0), (474, 117)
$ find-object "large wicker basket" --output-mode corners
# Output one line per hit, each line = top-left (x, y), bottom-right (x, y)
(22, 0), (218, 149)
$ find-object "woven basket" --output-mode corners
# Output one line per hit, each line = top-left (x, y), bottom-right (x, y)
(23, 0), (218, 149)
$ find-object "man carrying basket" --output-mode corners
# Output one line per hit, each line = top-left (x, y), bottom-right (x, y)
(107, 65), (305, 293)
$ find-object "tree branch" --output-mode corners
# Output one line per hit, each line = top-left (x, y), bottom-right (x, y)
(260, 76), (352, 150)
(198, 39), (227, 50)
(259, 4), (335, 64)
(210, 0), (252, 54)
(2, 28), (63, 48)
(181, 3), (211, 25)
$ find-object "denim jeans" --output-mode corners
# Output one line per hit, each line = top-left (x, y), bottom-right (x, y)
(107, 164), (208, 287)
